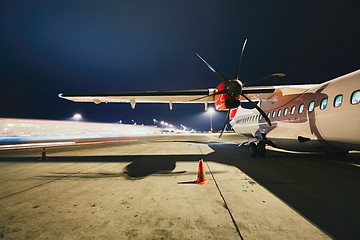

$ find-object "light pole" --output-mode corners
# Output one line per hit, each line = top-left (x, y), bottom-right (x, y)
(208, 107), (214, 132)
(153, 119), (157, 126)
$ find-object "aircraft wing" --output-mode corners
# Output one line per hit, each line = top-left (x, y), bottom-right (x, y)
(59, 89), (217, 109)
(59, 86), (275, 107)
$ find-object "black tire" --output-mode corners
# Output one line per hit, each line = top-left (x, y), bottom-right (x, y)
(257, 142), (266, 157)
(249, 142), (257, 157)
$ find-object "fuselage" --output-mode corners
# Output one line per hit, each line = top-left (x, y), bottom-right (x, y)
(231, 69), (360, 153)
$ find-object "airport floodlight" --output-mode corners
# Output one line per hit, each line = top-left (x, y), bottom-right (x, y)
(208, 107), (215, 132)
(73, 113), (82, 122)
(119, 120), (122, 124)
(153, 119), (157, 125)
(160, 121), (164, 125)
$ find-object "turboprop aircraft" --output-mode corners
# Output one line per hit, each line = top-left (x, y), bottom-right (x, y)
(59, 40), (360, 157)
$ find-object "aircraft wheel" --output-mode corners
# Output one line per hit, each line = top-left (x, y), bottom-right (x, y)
(257, 142), (266, 157)
(249, 142), (257, 157)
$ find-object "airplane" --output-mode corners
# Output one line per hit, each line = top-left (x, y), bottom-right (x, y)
(59, 40), (360, 157)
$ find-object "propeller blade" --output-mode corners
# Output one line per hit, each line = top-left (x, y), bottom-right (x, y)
(241, 94), (272, 126)
(235, 39), (248, 80)
(196, 53), (228, 84)
(190, 89), (226, 102)
(219, 107), (231, 138)
(244, 73), (286, 86)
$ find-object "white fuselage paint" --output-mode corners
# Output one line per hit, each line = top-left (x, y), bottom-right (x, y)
(231, 69), (360, 152)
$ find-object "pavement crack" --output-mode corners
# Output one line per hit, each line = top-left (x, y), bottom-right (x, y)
(197, 145), (244, 240)
(205, 160), (244, 240)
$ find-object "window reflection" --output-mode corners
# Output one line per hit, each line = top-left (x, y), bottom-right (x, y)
(351, 90), (360, 105)
(334, 95), (343, 108)
(309, 101), (315, 112)
(320, 98), (328, 110)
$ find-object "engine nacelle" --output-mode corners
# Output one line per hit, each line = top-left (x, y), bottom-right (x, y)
(214, 82), (227, 110)
(225, 99), (240, 108)
(214, 82), (241, 111)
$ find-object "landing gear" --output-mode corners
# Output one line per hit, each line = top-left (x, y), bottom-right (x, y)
(248, 142), (266, 158)
(257, 142), (266, 157)
(249, 142), (257, 157)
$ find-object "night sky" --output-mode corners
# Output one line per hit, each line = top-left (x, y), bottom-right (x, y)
(1, 1), (359, 131)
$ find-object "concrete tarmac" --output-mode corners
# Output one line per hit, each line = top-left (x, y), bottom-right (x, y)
(0, 133), (359, 239)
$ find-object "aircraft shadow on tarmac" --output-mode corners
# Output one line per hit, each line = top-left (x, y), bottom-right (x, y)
(1, 141), (360, 239)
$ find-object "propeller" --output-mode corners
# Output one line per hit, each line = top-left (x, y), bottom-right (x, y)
(244, 73), (286, 86)
(196, 39), (280, 138)
(196, 53), (227, 84)
(219, 101), (232, 138)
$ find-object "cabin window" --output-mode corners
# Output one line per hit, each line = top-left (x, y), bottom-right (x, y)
(351, 90), (360, 105)
(334, 95), (343, 108)
(277, 109), (282, 117)
(267, 112), (271, 118)
(320, 98), (328, 110)
(255, 115), (258, 121)
(298, 104), (304, 114)
(309, 101), (315, 112)
(290, 106), (296, 115)
(259, 114), (262, 120)
(272, 110), (276, 118)
(284, 107), (288, 116)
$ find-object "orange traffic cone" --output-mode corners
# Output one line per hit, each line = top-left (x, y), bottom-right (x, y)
(39, 147), (47, 160)
(196, 159), (207, 184)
